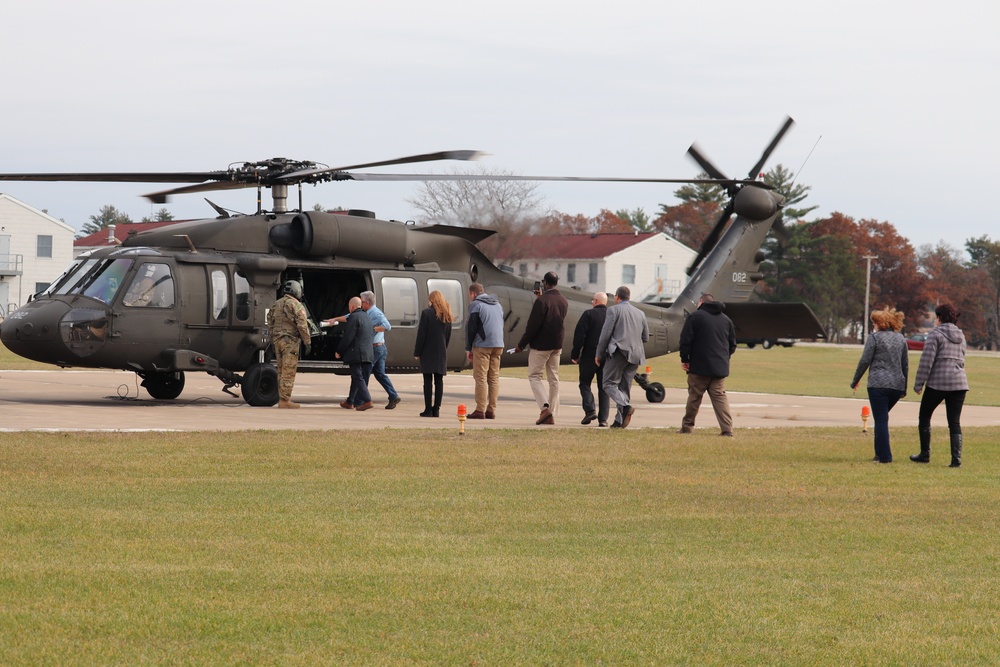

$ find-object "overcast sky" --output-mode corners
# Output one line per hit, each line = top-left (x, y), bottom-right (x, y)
(3, 1), (995, 250)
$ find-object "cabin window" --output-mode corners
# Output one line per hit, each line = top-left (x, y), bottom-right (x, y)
(380, 277), (419, 326)
(80, 258), (133, 305)
(123, 263), (175, 308)
(622, 264), (636, 284)
(589, 263), (598, 283)
(427, 278), (464, 327)
(234, 272), (251, 321)
(211, 269), (229, 321)
(36, 235), (53, 259)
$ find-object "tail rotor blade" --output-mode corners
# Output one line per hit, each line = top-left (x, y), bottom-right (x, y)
(747, 116), (795, 179)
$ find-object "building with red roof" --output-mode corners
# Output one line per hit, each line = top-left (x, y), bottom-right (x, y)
(73, 221), (183, 257)
(495, 231), (696, 302)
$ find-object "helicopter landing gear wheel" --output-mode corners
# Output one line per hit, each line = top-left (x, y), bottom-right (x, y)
(142, 371), (186, 400)
(241, 363), (279, 407)
(645, 382), (666, 403)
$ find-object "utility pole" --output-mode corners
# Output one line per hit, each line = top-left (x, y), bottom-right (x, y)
(863, 255), (878, 342)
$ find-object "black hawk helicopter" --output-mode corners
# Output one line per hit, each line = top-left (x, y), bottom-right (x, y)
(0, 119), (824, 405)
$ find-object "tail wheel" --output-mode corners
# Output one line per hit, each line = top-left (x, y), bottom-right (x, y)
(645, 382), (666, 403)
(141, 371), (185, 400)
(241, 363), (279, 407)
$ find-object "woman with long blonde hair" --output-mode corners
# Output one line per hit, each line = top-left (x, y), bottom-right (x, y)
(850, 306), (908, 463)
(413, 290), (453, 417)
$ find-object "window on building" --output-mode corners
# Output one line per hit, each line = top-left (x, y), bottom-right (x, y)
(588, 263), (598, 283)
(36, 235), (53, 258)
(519, 263), (527, 277)
(566, 263), (576, 283)
(622, 264), (636, 284)
(35, 282), (49, 295)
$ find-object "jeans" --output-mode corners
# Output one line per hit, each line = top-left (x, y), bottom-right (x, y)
(367, 343), (399, 401)
(868, 387), (904, 462)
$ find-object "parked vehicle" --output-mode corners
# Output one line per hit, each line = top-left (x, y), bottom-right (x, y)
(738, 337), (796, 349)
(906, 333), (928, 351)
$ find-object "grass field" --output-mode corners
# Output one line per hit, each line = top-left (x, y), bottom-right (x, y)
(2, 345), (999, 664)
(2, 429), (998, 665)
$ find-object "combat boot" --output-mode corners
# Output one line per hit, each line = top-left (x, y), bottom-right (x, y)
(910, 426), (931, 463)
(949, 432), (963, 468)
(278, 398), (301, 409)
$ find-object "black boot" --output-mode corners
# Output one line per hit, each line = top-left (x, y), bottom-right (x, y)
(431, 406), (440, 417)
(420, 383), (434, 417)
(910, 427), (931, 463)
(949, 432), (962, 468)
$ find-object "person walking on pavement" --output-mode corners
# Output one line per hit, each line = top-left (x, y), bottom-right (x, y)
(571, 291), (610, 427)
(414, 290), (453, 418)
(678, 293), (737, 436)
(596, 286), (649, 429)
(465, 283), (505, 419)
(359, 291), (401, 409)
(267, 279), (311, 409)
(910, 302), (969, 468)
(335, 296), (375, 411)
(515, 271), (569, 425)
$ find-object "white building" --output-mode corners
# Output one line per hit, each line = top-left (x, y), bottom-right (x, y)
(0, 194), (76, 319)
(495, 231), (697, 302)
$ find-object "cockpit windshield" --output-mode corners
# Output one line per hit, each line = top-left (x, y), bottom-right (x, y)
(52, 258), (134, 305)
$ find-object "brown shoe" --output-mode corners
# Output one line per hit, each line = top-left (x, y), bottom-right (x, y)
(278, 399), (300, 409)
(677, 427), (693, 434)
(356, 401), (375, 411)
(535, 407), (553, 425)
(468, 410), (486, 419)
(339, 401), (355, 410)
(485, 410), (495, 419)
(621, 405), (635, 428)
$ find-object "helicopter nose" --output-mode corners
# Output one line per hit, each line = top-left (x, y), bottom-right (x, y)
(0, 299), (100, 364)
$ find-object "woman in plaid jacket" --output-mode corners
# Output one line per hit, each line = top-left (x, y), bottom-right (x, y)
(910, 303), (968, 468)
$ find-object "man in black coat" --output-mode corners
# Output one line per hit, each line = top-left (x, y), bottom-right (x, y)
(336, 296), (375, 411)
(678, 292), (737, 436)
(571, 291), (609, 426)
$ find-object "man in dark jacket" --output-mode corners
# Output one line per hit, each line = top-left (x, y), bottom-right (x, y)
(678, 293), (737, 435)
(571, 291), (609, 426)
(515, 271), (569, 425)
(336, 296), (375, 411)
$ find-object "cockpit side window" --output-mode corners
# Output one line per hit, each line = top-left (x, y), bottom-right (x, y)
(123, 263), (175, 308)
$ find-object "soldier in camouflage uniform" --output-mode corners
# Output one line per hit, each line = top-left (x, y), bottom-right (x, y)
(267, 280), (311, 409)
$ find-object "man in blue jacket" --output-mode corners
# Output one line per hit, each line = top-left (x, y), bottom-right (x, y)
(465, 283), (505, 419)
(678, 293), (737, 436)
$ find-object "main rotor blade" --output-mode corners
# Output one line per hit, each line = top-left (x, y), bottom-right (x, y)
(279, 150), (487, 181)
(343, 172), (763, 186)
(747, 116), (795, 179)
(143, 181), (254, 204)
(686, 143), (730, 182)
(0, 171), (228, 184)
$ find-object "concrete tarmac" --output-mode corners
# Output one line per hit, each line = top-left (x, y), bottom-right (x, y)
(1, 368), (998, 432)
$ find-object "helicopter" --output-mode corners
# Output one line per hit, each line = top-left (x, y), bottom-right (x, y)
(0, 119), (825, 406)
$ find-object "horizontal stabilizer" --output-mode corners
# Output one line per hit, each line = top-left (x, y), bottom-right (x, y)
(417, 224), (497, 244)
(725, 302), (826, 340)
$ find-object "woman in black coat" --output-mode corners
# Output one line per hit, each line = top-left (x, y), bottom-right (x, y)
(413, 290), (453, 417)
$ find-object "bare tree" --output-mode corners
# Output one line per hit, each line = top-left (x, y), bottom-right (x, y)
(407, 166), (546, 228)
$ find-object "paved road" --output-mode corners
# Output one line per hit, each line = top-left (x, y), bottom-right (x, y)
(1, 368), (998, 432)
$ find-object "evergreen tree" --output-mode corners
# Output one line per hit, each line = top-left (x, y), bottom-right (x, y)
(77, 205), (133, 238)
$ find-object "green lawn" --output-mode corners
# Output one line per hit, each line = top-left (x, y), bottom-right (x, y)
(2, 429), (998, 665)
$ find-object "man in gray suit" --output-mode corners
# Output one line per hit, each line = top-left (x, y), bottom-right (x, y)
(596, 286), (649, 428)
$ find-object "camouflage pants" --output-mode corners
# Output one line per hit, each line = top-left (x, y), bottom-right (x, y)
(274, 336), (300, 401)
